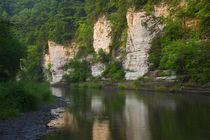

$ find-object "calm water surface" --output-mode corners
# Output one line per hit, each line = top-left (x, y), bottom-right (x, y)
(43, 87), (210, 140)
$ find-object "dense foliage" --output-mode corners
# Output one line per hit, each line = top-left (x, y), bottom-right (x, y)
(103, 61), (125, 81)
(0, 19), (54, 119)
(19, 45), (44, 81)
(0, 81), (54, 120)
(1, 0), (209, 83)
(148, 0), (210, 83)
(0, 19), (26, 81)
(63, 58), (91, 83)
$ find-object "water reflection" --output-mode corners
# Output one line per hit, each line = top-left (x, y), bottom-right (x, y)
(91, 95), (105, 114)
(124, 95), (151, 140)
(42, 88), (210, 140)
(93, 120), (110, 140)
(50, 87), (63, 97)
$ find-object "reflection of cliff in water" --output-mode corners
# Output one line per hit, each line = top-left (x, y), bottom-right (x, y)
(93, 120), (110, 140)
(124, 95), (151, 140)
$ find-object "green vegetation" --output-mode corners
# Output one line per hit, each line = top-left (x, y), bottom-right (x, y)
(148, 0), (210, 84)
(154, 85), (167, 90)
(70, 83), (103, 89)
(63, 58), (91, 83)
(0, 19), (26, 81)
(103, 61), (125, 81)
(0, 81), (54, 120)
(118, 82), (138, 89)
(0, 19), (54, 120)
(137, 76), (154, 81)
(19, 45), (44, 81)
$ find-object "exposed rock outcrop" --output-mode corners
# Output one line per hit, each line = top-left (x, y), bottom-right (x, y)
(91, 62), (105, 77)
(93, 15), (112, 54)
(43, 41), (78, 84)
(123, 6), (169, 80)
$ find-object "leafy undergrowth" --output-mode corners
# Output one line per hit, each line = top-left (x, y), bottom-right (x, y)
(0, 80), (54, 120)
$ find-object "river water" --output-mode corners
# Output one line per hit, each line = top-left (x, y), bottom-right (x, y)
(42, 87), (210, 140)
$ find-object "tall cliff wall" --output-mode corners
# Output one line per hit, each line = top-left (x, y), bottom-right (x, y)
(43, 41), (78, 84)
(123, 5), (169, 80)
(43, 4), (169, 83)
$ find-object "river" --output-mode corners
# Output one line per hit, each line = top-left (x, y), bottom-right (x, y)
(42, 87), (210, 140)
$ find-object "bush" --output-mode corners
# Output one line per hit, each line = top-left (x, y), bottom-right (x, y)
(64, 58), (91, 83)
(0, 81), (54, 120)
(103, 61), (125, 81)
(160, 40), (210, 83)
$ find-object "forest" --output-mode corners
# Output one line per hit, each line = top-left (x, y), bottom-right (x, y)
(0, 0), (209, 119)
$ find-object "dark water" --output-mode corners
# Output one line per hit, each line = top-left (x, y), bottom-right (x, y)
(43, 87), (210, 140)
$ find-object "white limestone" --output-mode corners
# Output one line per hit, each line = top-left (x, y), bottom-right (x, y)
(91, 62), (105, 77)
(93, 15), (112, 54)
(123, 6), (169, 80)
(43, 41), (78, 84)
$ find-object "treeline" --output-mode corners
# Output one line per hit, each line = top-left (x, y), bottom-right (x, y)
(0, 0), (209, 84)
(0, 20), (54, 120)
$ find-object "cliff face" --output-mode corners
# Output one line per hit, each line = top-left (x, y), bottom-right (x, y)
(93, 15), (112, 54)
(123, 5), (169, 80)
(123, 9), (152, 80)
(43, 41), (78, 84)
(43, 4), (170, 83)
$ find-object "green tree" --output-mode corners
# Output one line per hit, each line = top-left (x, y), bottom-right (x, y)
(20, 45), (44, 81)
(0, 19), (26, 81)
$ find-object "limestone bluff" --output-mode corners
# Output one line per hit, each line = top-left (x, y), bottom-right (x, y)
(43, 3), (169, 84)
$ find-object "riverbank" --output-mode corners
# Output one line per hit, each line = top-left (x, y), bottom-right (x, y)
(53, 80), (210, 96)
(0, 96), (67, 140)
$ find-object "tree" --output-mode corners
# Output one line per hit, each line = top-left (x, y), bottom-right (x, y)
(0, 19), (26, 81)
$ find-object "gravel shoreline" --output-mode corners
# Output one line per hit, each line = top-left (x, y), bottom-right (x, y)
(0, 96), (67, 140)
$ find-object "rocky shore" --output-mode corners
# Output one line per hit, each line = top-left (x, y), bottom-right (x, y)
(0, 97), (67, 140)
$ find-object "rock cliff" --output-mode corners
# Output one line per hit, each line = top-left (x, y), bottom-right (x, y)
(123, 5), (169, 80)
(43, 41), (78, 84)
(93, 15), (112, 54)
(43, 4), (170, 83)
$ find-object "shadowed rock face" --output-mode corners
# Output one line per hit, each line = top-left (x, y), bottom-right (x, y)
(93, 15), (112, 54)
(123, 6), (169, 80)
(43, 41), (78, 84)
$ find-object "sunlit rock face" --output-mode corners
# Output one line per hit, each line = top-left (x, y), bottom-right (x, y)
(43, 41), (78, 84)
(123, 6), (169, 80)
(91, 62), (105, 77)
(124, 95), (151, 140)
(93, 15), (112, 54)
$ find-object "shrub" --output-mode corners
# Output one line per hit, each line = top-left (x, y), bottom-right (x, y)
(103, 61), (125, 81)
(0, 81), (54, 120)
(160, 40), (210, 83)
(64, 58), (91, 83)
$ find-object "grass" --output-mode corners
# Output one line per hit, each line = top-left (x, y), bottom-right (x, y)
(154, 85), (167, 90)
(137, 76), (154, 81)
(0, 80), (54, 120)
(118, 81), (140, 89)
(169, 84), (182, 92)
(70, 82), (103, 89)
